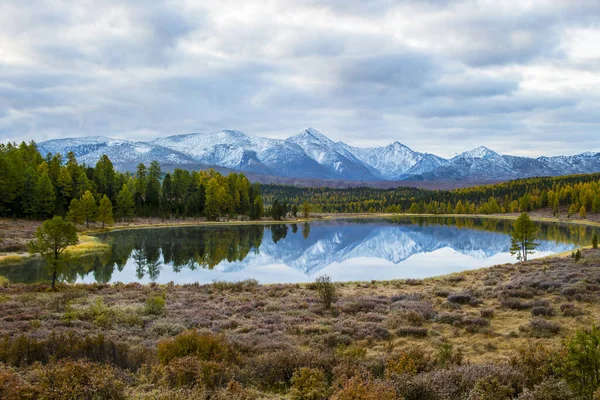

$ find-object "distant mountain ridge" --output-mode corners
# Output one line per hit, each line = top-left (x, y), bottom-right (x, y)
(37, 128), (600, 182)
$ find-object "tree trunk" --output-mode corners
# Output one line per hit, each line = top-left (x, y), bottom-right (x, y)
(51, 269), (57, 290)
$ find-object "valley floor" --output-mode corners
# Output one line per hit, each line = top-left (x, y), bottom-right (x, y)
(1, 249), (600, 398)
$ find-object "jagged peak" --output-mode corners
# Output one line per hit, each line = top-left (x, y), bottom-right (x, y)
(289, 127), (334, 144)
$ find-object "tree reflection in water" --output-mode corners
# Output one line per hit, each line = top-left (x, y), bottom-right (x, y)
(2, 217), (598, 284)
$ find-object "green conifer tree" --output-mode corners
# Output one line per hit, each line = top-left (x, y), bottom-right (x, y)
(97, 195), (114, 228)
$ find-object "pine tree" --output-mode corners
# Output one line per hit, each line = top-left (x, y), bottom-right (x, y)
(97, 195), (114, 228)
(593, 232), (598, 249)
(35, 172), (56, 218)
(116, 184), (135, 221)
(510, 212), (539, 262)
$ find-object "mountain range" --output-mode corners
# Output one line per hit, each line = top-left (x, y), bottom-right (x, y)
(37, 128), (600, 183)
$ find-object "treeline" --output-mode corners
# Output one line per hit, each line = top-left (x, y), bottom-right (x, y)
(262, 173), (600, 217)
(0, 141), (263, 222)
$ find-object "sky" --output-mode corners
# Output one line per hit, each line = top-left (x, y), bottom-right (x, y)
(1, 0), (599, 158)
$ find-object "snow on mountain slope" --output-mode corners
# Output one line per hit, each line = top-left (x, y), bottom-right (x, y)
(38, 137), (195, 167)
(286, 128), (380, 180)
(37, 128), (600, 182)
(153, 130), (331, 178)
(342, 141), (447, 180)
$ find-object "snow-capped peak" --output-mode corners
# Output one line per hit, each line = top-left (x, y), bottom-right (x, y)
(289, 127), (335, 145)
(459, 146), (499, 159)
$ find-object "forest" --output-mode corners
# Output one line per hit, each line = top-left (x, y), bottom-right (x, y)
(0, 141), (263, 223)
(262, 173), (600, 217)
(3, 140), (600, 226)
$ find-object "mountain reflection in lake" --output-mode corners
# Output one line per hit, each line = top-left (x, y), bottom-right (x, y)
(3, 217), (597, 284)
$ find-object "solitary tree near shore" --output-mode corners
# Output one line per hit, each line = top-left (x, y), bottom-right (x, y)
(28, 216), (78, 290)
(593, 232), (598, 249)
(510, 212), (538, 262)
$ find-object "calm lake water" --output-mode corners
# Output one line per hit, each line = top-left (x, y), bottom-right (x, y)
(2, 217), (597, 284)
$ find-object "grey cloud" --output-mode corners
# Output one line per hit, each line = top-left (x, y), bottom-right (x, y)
(0, 0), (598, 157)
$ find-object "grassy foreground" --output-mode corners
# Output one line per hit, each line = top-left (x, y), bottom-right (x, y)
(1, 249), (600, 399)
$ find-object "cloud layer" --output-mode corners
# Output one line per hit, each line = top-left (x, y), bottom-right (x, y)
(1, 0), (599, 157)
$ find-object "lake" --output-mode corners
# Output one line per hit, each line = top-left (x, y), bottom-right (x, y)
(2, 217), (596, 285)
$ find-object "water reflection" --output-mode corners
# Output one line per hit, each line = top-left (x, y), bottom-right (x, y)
(2, 218), (597, 284)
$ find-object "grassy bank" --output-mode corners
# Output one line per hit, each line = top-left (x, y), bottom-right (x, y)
(1, 250), (600, 398)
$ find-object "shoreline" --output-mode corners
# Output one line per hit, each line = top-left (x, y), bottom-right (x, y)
(1, 211), (597, 267)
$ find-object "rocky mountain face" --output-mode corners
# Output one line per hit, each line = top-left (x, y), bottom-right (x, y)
(37, 128), (600, 182)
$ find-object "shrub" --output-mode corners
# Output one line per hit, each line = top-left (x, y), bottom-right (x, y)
(246, 348), (334, 391)
(510, 344), (558, 387)
(517, 379), (575, 400)
(435, 312), (464, 325)
(386, 347), (433, 376)
(523, 319), (561, 338)
(151, 320), (187, 337)
(437, 342), (463, 368)
(468, 376), (515, 400)
(559, 325), (600, 399)
(396, 327), (428, 337)
(145, 293), (166, 316)
(212, 279), (259, 292)
(500, 298), (530, 310)
(392, 300), (437, 320)
(0, 332), (148, 371)
(157, 329), (237, 364)
(331, 375), (399, 400)
(313, 275), (338, 310)
(480, 309), (495, 319)
(397, 364), (525, 400)
(290, 368), (329, 400)
(531, 306), (554, 317)
(447, 292), (473, 305)
(0, 365), (37, 400)
(32, 359), (126, 400)
(560, 303), (584, 317)
(154, 356), (233, 390)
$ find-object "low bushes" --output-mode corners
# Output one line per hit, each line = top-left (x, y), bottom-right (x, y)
(30, 359), (127, 400)
(290, 367), (329, 400)
(156, 329), (237, 365)
(0, 331), (148, 371)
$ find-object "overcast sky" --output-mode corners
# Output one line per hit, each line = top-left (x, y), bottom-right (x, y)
(1, 0), (599, 157)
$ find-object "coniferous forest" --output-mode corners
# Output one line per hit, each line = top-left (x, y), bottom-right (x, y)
(0, 142), (263, 223)
(262, 172), (600, 217)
